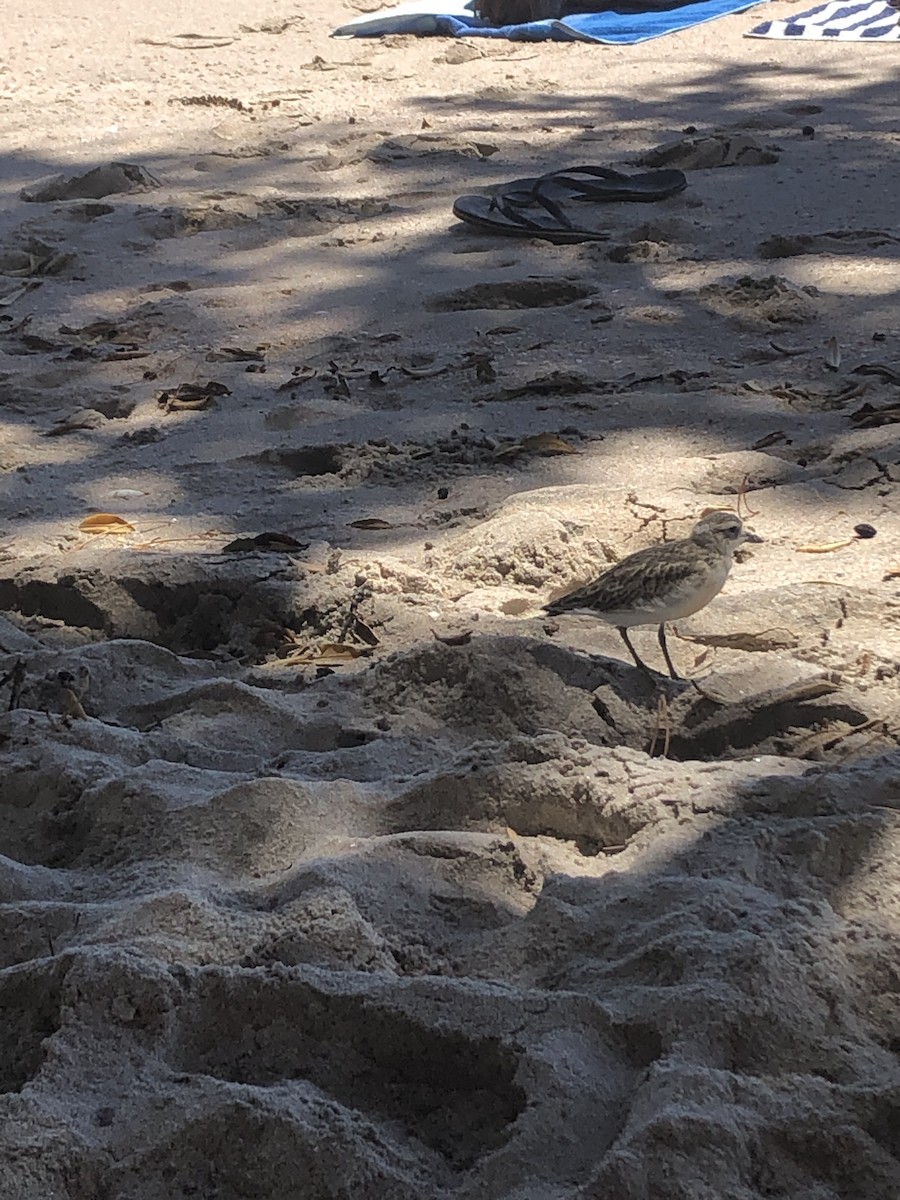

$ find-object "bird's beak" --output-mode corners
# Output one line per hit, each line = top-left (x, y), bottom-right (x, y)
(742, 529), (764, 544)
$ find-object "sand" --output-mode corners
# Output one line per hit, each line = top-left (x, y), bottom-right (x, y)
(1, 1), (900, 1196)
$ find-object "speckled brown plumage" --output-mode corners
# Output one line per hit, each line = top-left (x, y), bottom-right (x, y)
(544, 511), (761, 679)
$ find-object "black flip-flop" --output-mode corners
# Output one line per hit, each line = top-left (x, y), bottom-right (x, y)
(513, 165), (687, 203)
(452, 163), (687, 243)
(452, 188), (611, 244)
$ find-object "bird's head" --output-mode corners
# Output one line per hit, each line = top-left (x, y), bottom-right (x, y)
(691, 510), (763, 551)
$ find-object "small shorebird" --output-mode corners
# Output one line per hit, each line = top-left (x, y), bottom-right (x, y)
(544, 511), (762, 680)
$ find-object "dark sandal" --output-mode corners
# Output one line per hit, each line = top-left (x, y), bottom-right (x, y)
(528, 164), (687, 202)
(452, 163), (687, 242)
(495, 165), (687, 204)
(452, 187), (612, 244)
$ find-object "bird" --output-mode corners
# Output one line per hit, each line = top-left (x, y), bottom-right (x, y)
(543, 510), (762, 680)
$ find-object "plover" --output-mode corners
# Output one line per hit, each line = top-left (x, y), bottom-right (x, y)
(544, 511), (762, 680)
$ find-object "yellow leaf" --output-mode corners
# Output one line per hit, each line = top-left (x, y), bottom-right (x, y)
(494, 432), (579, 461)
(520, 432), (579, 455)
(78, 513), (135, 535)
(279, 642), (373, 666)
(316, 642), (370, 658)
(796, 540), (855, 554)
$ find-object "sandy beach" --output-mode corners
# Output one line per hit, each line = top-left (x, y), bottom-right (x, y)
(1, 1), (900, 1195)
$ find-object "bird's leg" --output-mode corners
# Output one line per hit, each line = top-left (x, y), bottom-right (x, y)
(618, 627), (656, 680)
(657, 624), (682, 681)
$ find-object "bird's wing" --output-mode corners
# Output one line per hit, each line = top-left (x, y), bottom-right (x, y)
(544, 545), (707, 615)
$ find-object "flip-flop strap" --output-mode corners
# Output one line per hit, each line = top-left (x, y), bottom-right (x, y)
(490, 187), (577, 230)
(539, 165), (630, 185)
(541, 165), (686, 201)
(487, 167), (633, 215)
(543, 165), (631, 183)
(533, 166), (636, 202)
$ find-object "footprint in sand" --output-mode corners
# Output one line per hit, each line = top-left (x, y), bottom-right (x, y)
(426, 278), (597, 312)
(695, 274), (820, 325)
(758, 229), (900, 259)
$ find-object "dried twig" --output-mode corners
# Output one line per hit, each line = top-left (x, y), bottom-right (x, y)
(0, 659), (26, 710)
(649, 692), (672, 758)
(736, 474), (760, 519)
(338, 588), (368, 645)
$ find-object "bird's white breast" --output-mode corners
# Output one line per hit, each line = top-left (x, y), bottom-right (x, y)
(599, 555), (732, 628)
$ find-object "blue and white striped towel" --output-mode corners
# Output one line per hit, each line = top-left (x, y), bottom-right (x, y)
(748, 0), (900, 38)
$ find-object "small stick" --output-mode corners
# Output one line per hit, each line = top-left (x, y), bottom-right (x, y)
(736, 474), (760, 519)
(649, 692), (672, 758)
(1, 659), (27, 711)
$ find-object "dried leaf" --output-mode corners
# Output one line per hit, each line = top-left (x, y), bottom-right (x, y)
(771, 381), (866, 408)
(399, 362), (451, 380)
(20, 333), (64, 352)
(493, 370), (593, 401)
(751, 430), (788, 451)
(222, 531), (308, 553)
(432, 629), (473, 646)
(157, 381), (231, 411)
(769, 340), (809, 357)
(44, 409), (108, 437)
(0, 281), (41, 306)
(138, 34), (235, 48)
(848, 401), (900, 429)
(851, 363), (900, 386)
(276, 365), (317, 391)
(352, 618), (380, 647)
(206, 345), (266, 362)
(348, 517), (394, 530)
(254, 531), (307, 550)
(59, 319), (119, 339)
(168, 395), (213, 412)
(172, 92), (248, 108)
(676, 627), (799, 652)
(318, 642), (372, 660)
(325, 361), (351, 398)
(281, 641), (373, 666)
(100, 347), (148, 362)
(0, 242), (71, 278)
(78, 513), (135, 535)
(494, 432), (579, 461)
(484, 325), (522, 337)
(796, 539), (856, 554)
